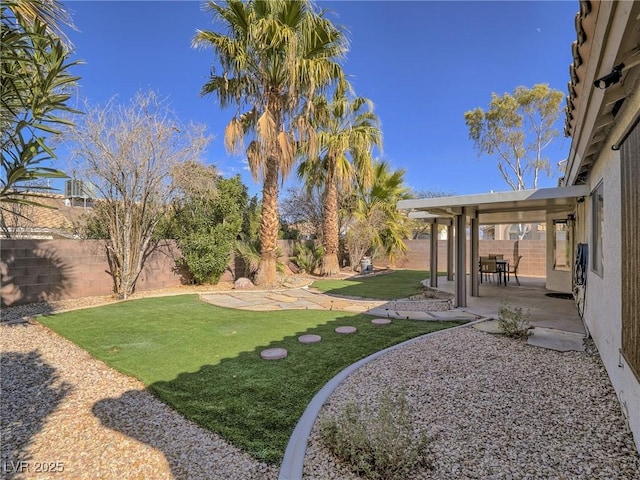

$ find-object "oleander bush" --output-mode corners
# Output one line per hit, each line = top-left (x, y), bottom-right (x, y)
(319, 389), (431, 479)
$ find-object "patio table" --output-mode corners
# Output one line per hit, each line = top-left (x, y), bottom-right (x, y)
(496, 259), (509, 285)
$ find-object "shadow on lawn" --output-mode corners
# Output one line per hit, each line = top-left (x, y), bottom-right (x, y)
(1, 346), (72, 479)
(91, 313), (458, 473)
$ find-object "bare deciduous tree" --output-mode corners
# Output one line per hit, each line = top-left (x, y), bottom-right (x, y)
(279, 187), (324, 241)
(69, 91), (210, 298)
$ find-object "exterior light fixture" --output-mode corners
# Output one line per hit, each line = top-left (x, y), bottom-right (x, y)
(567, 213), (576, 228)
(594, 63), (624, 89)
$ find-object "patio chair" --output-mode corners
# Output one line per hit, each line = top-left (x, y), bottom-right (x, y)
(480, 257), (498, 283)
(507, 255), (523, 286)
(488, 253), (504, 259)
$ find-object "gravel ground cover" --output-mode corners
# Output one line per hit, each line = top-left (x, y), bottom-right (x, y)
(304, 327), (640, 480)
(0, 319), (277, 480)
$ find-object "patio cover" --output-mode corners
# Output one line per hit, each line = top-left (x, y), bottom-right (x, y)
(398, 185), (589, 224)
(397, 186), (590, 307)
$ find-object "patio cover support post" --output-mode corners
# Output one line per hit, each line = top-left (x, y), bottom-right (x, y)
(454, 211), (467, 308)
(470, 213), (479, 297)
(430, 220), (438, 287)
(447, 224), (454, 281)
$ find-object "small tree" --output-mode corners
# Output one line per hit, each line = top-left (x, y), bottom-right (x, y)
(345, 161), (411, 270)
(279, 187), (324, 241)
(69, 91), (210, 298)
(170, 164), (248, 284)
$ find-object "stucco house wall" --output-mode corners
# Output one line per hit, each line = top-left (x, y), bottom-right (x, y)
(560, 0), (640, 448)
(579, 142), (640, 448)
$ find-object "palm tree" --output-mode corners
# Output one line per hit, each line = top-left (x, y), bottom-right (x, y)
(193, 0), (347, 286)
(298, 90), (382, 275)
(345, 160), (412, 269)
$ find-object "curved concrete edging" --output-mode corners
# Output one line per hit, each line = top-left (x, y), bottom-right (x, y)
(277, 317), (490, 480)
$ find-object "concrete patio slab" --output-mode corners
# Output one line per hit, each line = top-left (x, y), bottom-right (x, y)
(430, 310), (481, 321)
(527, 327), (586, 352)
(472, 319), (503, 334)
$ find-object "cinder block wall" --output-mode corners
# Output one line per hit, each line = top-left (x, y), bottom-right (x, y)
(1, 238), (547, 307)
(1, 239), (183, 307)
(379, 239), (546, 278)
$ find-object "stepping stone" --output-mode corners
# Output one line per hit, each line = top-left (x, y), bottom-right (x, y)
(335, 326), (357, 334)
(371, 318), (392, 325)
(298, 334), (322, 344)
(260, 348), (288, 360)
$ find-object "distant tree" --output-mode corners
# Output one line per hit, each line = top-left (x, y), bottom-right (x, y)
(1, 0), (81, 207)
(278, 218), (300, 240)
(407, 188), (455, 239)
(171, 164), (248, 284)
(69, 91), (210, 298)
(193, 0), (347, 286)
(411, 188), (454, 199)
(279, 187), (324, 241)
(464, 84), (564, 191)
(241, 194), (261, 242)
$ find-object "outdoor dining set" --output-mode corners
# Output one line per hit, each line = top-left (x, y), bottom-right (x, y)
(479, 254), (523, 286)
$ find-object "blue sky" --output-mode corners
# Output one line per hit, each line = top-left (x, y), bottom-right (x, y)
(62, 0), (578, 197)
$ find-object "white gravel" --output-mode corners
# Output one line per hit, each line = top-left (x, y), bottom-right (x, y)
(304, 327), (640, 479)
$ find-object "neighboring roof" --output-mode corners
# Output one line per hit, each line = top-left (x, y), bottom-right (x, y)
(564, 0), (640, 185)
(1, 194), (93, 238)
(397, 186), (589, 224)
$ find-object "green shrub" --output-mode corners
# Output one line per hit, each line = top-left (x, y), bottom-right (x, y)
(498, 301), (531, 339)
(178, 227), (235, 284)
(235, 239), (285, 281)
(293, 242), (324, 274)
(319, 389), (431, 479)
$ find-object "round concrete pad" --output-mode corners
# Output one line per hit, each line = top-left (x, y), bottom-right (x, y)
(298, 334), (321, 344)
(335, 326), (357, 334)
(371, 318), (392, 325)
(260, 347), (288, 360)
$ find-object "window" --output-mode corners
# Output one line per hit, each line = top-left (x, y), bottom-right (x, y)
(553, 220), (570, 271)
(591, 182), (604, 276)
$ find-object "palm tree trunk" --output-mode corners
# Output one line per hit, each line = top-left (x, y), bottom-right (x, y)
(321, 161), (340, 275)
(255, 156), (279, 286)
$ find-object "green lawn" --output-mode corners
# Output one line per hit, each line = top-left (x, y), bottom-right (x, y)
(311, 269), (442, 300)
(39, 294), (462, 463)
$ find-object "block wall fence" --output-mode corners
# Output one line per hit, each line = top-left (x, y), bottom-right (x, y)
(387, 239), (546, 277)
(1, 238), (546, 307)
